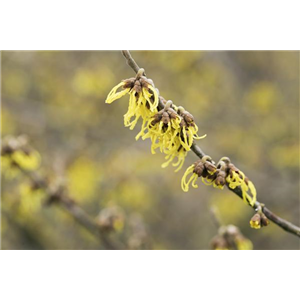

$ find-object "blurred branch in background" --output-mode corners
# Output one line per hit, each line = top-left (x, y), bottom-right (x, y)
(1, 136), (130, 250)
(121, 50), (300, 238)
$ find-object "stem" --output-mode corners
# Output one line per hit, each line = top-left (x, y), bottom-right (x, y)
(18, 167), (123, 249)
(121, 50), (300, 239)
(121, 50), (142, 74)
(57, 197), (120, 250)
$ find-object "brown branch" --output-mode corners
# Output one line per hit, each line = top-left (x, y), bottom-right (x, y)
(121, 50), (141, 74)
(121, 50), (300, 238)
(17, 168), (123, 250)
(51, 196), (120, 250)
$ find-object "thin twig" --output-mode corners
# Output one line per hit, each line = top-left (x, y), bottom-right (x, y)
(56, 197), (119, 250)
(121, 50), (300, 238)
(210, 206), (223, 229)
(121, 50), (141, 73)
(18, 167), (123, 250)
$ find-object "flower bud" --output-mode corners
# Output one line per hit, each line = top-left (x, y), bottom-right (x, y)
(134, 79), (142, 93)
(250, 213), (261, 229)
(151, 113), (162, 126)
(161, 111), (170, 124)
(204, 161), (216, 174)
(122, 78), (135, 89)
(214, 170), (226, 187)
(167, 108), (178, 119)
(260, 213), (270, 227)
(194, 160), (205, 177)
(183, 112), (194, 124)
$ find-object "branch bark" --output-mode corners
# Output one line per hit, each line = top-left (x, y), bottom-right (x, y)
(19, 168), (123, 250)
(122, 50), (141, 73)
(121, 50), (300, 238)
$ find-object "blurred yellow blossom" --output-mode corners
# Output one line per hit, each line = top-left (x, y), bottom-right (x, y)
(67, 156), (100, 202)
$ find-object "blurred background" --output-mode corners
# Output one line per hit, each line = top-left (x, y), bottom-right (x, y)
(1, 51), (299, 250)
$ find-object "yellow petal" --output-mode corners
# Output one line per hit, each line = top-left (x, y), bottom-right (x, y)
(181, 164), (194, 192)
(146, 85), (159, 111)
(106, 82), (129, 103)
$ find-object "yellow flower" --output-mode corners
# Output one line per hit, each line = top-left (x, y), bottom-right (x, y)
(105, 81), (130, 104)
(141, 102), (206, 172)
(178, 106), (206, 150)
(219, 157), (257, 207)
(181, 156), (217, 191)
(226, 169), (256, 207)
(138, 101), (187, 172)
(142, 111), (181, 152)
(106, 75), (207, 174)
(249, 211), (268, 229)
(162, 146), (188, 172)
(124, 89), (157, 131)
(180, 123), (205, 150)
(250, 219), (261, 229)
(181, 164), (198, 192)
(105, 70), (159, 131)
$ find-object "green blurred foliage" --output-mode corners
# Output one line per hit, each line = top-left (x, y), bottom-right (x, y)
(1, 51), (299, 249)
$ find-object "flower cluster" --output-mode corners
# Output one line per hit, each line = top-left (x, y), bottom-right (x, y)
(105, 70), (205, 171)
(182, 156), (257, 206)
(140, 100), (206, 171)
(106, 68), (159, 131)
(106, 68), (258, 216)
(181, 155), (216, 191)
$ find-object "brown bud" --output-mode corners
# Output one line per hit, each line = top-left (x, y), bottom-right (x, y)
(250, 213), (261, 229)
(180, 118), (187, 128)
(204, 161), (217, 174)
(227, 163), (248, 184)
(133, 80), (142, 93)
(167, 108), (178, 119)
(123, 78), (135, 89)
(151, 113), (162, 125)
(215, 171), (226, 186)
(161, 111), (170, 124)
(260, 213), (269, 227)
(139, 76), (152, 87)
(193, 159), (201, 167)
(194, 161), (205, 177)
(183, 111), (194, 124)
(156, 109), (164, 117)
